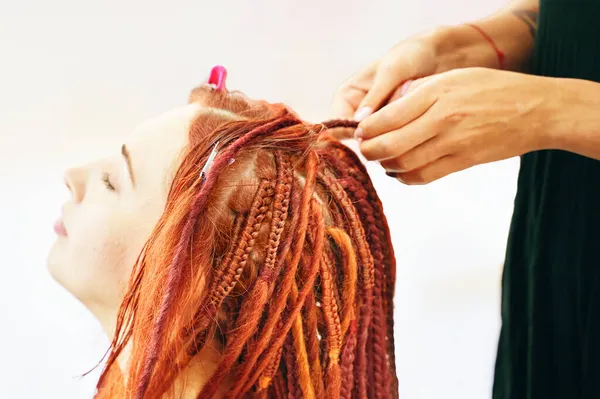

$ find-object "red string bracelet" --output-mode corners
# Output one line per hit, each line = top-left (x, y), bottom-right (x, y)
(464, 23), (505, 70)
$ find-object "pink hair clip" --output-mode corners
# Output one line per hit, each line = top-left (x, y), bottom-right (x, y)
(207, 65), (228, 91)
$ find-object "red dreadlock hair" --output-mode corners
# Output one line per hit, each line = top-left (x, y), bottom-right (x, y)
(94, 83), (398, 399)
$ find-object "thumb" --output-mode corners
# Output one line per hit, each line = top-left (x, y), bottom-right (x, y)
(354, 68), (407, 121)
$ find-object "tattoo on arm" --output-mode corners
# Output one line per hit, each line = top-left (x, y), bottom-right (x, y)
(512, 9), (539, 37)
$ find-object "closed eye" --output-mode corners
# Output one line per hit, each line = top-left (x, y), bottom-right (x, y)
(103, 172), (116, 191)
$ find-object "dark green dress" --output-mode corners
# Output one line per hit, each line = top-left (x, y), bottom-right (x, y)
(493, 1), (600, 398)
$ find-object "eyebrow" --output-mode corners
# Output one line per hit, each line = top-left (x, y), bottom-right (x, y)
(121, 144), (136, 186)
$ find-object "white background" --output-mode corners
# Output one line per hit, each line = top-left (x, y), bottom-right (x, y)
(0, 0), (517, 397)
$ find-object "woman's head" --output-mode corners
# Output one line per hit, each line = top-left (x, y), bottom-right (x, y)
(48, 72), (270, 327)
(48, 103), (205, 325)
(48, 67), (398, 398)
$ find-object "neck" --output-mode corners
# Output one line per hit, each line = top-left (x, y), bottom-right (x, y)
(96, 307), (228, 398)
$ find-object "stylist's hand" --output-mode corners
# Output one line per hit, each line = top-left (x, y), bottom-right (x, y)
(358, 67), (557, 184)
(331, 30), (447, 132)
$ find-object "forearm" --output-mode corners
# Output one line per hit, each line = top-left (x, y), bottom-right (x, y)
(431, 0), (539, 72)
(544, 78), (600, 160)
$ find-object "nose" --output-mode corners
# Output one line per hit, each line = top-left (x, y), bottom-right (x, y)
(64, 167), (87, 203)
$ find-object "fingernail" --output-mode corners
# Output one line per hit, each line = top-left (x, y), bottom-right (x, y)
(353, 107), (372, 122)
(386, 171), (406, 183)
(354, 127), (363, 140)
(400, 80), (413, 96)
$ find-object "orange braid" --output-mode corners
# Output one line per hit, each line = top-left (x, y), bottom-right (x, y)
(320, 248), (343, 399)
(257, 341), (283, 393)
(230, 152), (319, 395)
(210, 179), (274, 305)
(198, 153), (293, 398)
(290, 280), (316, 399)
(319, 171), (375, 399)
(94, 100), (398, 399)
(184, 180), (274, 356)
(327, 228), (358, 338)
(284, 334), (299, 399)
(339, 170), (389, 397)
(240, 180), (324, 394)
(339, 320), (358, 399)
(302, 274), (325, 398)
(332, 143), (398, 395)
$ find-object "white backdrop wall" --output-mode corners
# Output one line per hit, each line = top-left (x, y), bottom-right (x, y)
(0, 0), (517, 397)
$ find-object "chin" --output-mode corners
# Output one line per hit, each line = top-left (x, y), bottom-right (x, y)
(46, 241), (88, 304)
(46, 242), (126, 323)
(46, 239), (66, 285)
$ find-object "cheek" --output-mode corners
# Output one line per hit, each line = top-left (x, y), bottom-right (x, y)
(48, 201), (153, 310)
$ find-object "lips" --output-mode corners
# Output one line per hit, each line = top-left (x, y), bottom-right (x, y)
(53, 219), (68, 237)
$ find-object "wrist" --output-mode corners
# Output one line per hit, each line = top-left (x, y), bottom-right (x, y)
(428, 24), (505, 71)
(543, 77), (600, 154)
(429, 10), (536, 73)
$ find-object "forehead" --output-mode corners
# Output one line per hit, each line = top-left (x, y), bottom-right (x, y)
(125, 103), (202, 192)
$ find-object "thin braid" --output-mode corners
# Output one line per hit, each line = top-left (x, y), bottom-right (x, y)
(275, 370), (288, 398)
(298, 223), (327, 398)
(273, 370), (287, 398)
(290, 280), (316, 399)
(320, 119), (360, 140)
(185, 180), (274, 356)
(319, 143), (394, 397)
(244, 197), (324, 394)
(320, 245), (343, 362)
(284, 334), (299, 399)
(259, 152), (294, 281)
(339, 320), (358, 399)
(267, 369), (286, 398)
(303, 277), (325, 398)
(327, 227), (357, 338)
(199, 152), (293, 398)
(208, 213), (246, 303)
(224, 155), (299, 398)
(320, 247), (343, 399)
(321, 119), (359, 130)
(337, 171), (389, 398)
(331, 142), (398, 395)
(318, 171), (374, 399)
(229, 225), (300, 397)
(334, 143), (396, 315)
(108, 116), (400, 399)
(210, 180), (274, 306)
(232, 152), (319, 395)
(134, 114), (298, 399)
(257, 340), (284, 393)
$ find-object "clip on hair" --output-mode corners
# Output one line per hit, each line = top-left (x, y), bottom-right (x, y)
(207, 65), (228, 91)
(200, 140), (220, 181)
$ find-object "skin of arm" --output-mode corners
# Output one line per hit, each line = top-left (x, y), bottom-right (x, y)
(475, 0), (600, 161)
(353, 0), (600, 183)
(355, 0), (600, 182)
(545, 78), (600, 161)
(455, 0), (600, 162)
(430, 0), (539, 72)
